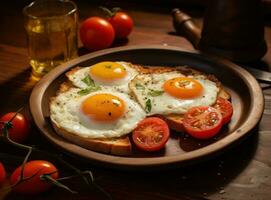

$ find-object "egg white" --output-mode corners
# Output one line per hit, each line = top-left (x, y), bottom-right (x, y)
(129, 71), (219, 115)
(67, 61), (139, 94)
(50, 88), (146, 139)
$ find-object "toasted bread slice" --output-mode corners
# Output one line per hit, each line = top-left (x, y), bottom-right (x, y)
(52, 63), (231, 155)
(50, 82), (132, 156)
(128, 65), (231, 132)
(51, 121), (131, 155)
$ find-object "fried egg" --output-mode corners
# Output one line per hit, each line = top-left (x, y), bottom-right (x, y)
(67, 61), (139, 93)
(129, 71), (219, 115)
(50, 88), (146, 139)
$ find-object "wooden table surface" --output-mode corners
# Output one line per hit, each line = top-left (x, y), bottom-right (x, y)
(1, 1), (271, 200)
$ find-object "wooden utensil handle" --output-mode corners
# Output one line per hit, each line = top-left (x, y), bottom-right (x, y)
(171, 8), (201, 49)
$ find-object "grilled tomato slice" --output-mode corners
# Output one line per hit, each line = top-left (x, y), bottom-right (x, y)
(183, 106), (223, 139)
(213, 97), (233, 124)
(132, 117), (170, 152)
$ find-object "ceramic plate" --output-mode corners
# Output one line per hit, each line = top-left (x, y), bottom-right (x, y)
(30, 45), (264, 170)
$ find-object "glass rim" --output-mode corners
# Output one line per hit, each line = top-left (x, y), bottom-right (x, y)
(23, 0), (78, 20)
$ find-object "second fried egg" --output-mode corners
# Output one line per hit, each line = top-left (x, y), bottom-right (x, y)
(129, 71), (219, 115)
(67, 61), (139, 93)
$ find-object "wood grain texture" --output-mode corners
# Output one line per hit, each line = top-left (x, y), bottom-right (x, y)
(0, 0), (271, 200)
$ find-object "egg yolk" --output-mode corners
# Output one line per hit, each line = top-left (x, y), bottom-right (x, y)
(163, 77), (203, 99)
(89, 62), (127, 81)
(81, 93), (126, 122)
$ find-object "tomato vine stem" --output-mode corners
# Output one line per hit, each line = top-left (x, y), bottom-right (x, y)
(0, 109), (112, 199)
(100, 6), (121, 18)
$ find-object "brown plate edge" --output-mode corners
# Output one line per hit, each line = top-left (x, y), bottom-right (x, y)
(29, 45), (264, 168)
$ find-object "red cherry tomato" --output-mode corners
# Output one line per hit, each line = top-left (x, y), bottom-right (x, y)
(0, 162), (6, 185)
(183, 106), (223, 139)
(108, 12), (133, 38)
(80, 17), (115, 51)
(213, 97), (233, 124)
(10, 160), (58, 194)
(132, 117), (170, 152)
(0, 112), (29, 143)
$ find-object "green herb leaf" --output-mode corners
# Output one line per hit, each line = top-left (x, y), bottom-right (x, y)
(135, 83), (145, 90)
(145, 99), (152, 113)
(78, 86), (101, 95)
(81, 75), (95, 87)
(148, 89), (164, 97)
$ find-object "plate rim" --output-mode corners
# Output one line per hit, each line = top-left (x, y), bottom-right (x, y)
(29, 45), (264, 168)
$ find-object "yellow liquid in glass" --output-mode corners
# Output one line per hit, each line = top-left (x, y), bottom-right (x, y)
(26, 16), (77, 77)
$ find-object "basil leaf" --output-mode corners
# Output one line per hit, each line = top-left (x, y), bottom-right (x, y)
(78, 86), (101, 95)
(135, 83), (145, 90)
(81, 75), (95, 87)
(148, 89), (164, 97)
(145, 99), (152, 113)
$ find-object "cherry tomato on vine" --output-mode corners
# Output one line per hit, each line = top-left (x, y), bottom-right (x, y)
(108, 12), (133, 39)
(10, 160), (58, 194)
(80, 17), (115, 51)
(0, 162), (6, 185)
(0, 112), (29, 143)
(132, 117), (170, 152)
(213, 97), (233, 124)
(183, 106), (223, 139)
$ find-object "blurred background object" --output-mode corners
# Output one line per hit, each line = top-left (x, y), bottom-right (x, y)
(172, 0), (268, 63)
(199, 0), (267, 62)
